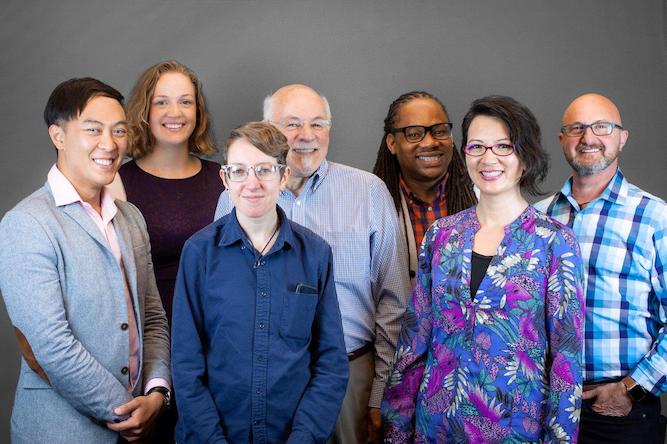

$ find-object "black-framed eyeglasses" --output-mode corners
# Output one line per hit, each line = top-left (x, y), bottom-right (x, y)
(463, 143), (515, 157)
(390, 122), (453, 143)
(561, 121), (624, 137)
(221, 163), (285, 182)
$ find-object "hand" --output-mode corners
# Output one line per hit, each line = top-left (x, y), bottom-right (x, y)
(367, 407), (382, 444)
(106, 392), (165, 441)
(582, 382), (632, 416)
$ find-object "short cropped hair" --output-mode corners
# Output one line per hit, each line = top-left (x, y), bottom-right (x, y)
(126, 60), (216, 159)
(262, 91), (332, 121)
(461, 95), (549, 196)
(43, 77), (124, 127)
(222, 121), (289, 167)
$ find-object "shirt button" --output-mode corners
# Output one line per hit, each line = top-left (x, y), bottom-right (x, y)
(121, 367), (129, 375)
(428, 206), (433, 211)
(257, 355), (264, 362)
(259, 322), (265, 329)
(255, 388), (262, 395)
(296, 201), (301, 206)
(260, 291), (267, 297)
(241, 245), (246, 250)
(253, 419), (262, 425)
(120, 323), (128, 330)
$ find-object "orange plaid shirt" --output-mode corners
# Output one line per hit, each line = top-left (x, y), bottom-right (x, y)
(399, 177), (448, 250)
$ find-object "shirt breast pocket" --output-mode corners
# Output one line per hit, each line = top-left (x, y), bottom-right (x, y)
(280, 288), (318, 342)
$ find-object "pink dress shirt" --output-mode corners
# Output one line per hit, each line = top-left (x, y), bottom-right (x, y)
(48, 165), (169, 393)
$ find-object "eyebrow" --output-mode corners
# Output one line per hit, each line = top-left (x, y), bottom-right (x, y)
(152, 94), (195, 99)
(283, 113), (327, 120)
(467, 137), (512, 143)
(81, 118), (128, 126)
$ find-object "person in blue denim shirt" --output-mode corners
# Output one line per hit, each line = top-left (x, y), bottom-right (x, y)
(172, 121), (348, 443)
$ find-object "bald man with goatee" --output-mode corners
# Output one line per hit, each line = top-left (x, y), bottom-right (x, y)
(536, 93), (667, 443)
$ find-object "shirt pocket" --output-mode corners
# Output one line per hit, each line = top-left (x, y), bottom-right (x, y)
(280, 290), (318, 342)
(21, 368), (51, 390)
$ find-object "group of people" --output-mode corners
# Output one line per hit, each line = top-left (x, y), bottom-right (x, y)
(0, 59), (664, 444)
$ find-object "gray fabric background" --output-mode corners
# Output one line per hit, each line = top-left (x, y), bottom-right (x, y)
(1, 1), (665, 440)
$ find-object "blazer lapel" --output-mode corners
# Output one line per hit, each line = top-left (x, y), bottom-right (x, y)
(61, 204), (112, 252)
(113, 210), (140, 326)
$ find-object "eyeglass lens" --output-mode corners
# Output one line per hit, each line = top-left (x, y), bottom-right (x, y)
(402, 123), (452, 142)
(224, 163), (282, 181)
(562, 121), (619, 137)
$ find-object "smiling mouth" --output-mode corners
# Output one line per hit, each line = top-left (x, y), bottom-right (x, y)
(577, 145), (603, 154)
(291, 147), (318, 154)
(417, 154), (442, 162)
(93, 158), (114, 166)
(480, 170), (502, 178)
(163, 123), (185, 130)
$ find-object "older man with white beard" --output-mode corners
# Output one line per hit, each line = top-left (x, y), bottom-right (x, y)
(215, 84), (410, 444)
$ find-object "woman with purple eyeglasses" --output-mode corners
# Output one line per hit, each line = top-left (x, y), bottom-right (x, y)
(382, 95), (585, 443)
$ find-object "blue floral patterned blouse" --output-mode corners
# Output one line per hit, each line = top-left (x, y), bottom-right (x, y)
(382, 205), (585, 443)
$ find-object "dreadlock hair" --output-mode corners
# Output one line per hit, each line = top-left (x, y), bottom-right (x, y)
(372, 91), (477, 214)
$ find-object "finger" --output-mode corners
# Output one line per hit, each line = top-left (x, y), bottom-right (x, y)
(114, 397), (141, 416)
(107, 419), (136, 432)
(582, 388), (598, 400)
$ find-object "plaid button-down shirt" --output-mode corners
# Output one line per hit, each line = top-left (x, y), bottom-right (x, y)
(535, 169), (667, 394)
(399, 177), (447, 250)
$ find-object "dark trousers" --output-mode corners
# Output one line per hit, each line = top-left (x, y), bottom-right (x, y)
(579, 396), (666, 444)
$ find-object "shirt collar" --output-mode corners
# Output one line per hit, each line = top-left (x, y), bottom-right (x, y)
(47, 164), (117, 221)
(399, 174), (447, 205)
(218, 206), (294, 252)
(557, 168), (628, 209)
(308, 159), (329, 192)
(469, 204), (536, 233)
(280, 159), (330, 199)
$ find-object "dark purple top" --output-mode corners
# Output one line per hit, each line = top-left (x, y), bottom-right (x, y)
(119, 158), (224, 325)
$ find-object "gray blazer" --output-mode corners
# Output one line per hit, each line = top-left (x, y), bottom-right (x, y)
(0, 183), (170, 444)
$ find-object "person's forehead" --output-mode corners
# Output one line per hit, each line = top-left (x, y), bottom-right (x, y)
(397, 98), (447, 123)
(154, 72), (195, 94)
(274, 90), (327, 120)
(77, 96), (125, 122)
(563, 95), (621, 123)
(227, 138), (275, 162)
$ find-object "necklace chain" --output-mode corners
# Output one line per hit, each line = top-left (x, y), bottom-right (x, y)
(258, 222), (279, 257)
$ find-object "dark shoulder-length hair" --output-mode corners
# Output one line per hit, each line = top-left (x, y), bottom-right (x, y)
(372, 90), (476, 214)
(126, 60), (216, 159)
(461, 95), (549, 197)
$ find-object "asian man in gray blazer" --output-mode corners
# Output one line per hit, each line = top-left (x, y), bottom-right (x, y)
(0, 78), (171, 443)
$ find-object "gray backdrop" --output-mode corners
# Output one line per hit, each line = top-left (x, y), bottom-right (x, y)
(1, 0), (666, 440)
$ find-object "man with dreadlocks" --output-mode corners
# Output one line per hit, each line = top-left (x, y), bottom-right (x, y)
(373, 91), (477, 280)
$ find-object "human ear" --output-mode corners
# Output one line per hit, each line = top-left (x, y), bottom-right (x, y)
(280, 166), (291, 191)
(618, 129), (629, 152)
(220, 169), (229, 189)
(386, 133), (397, 155)
(48, 124), (66, 151)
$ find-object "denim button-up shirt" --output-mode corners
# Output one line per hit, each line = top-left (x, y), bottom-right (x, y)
(172, 207), (348, 443)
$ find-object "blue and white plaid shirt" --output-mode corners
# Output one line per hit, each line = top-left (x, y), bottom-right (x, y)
(215, 160), (411, 407)
(535, 169), (667, 395)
